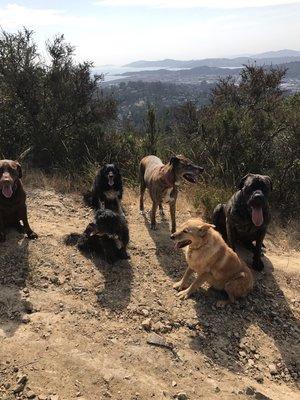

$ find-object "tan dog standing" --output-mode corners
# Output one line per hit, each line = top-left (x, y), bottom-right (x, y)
(171, 218), (253, 306)
(140, 155), (203, 233)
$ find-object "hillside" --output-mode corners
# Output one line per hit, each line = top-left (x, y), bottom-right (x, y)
(0, 182), (299, 400)
(123, 50), (300, 69)
(111, 61), (300, 85)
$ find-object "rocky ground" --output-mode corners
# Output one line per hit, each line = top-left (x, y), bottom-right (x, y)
(0, 185), (299, 400)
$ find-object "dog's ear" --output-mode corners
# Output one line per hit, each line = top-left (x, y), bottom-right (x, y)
(237, 173), (253, 190)
(169, 155), (180, 166)
(263, 175), (273, 191)
(197, 223), (215, 237)
(15, 161), (22, 178)
(84, 222), (98, 237)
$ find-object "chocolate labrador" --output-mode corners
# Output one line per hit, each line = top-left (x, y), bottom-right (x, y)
(0, 159), (37, 242)
(140, 155), (204, 233)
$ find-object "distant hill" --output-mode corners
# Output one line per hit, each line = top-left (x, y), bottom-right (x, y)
(123, 50), (300, 69)
(253, 49), (300, 59)
(111, 61), (300, 85)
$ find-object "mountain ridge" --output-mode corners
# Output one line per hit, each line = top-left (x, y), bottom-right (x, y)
(123, 49), (300, 69)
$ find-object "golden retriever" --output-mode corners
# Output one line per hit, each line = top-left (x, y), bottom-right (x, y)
(170, 218), (253, 306)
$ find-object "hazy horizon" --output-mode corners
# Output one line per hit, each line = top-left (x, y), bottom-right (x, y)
(0, 1), (299, 65)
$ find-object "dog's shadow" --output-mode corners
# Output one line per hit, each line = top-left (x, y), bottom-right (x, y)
(141, 209), (299, 381)
(0, 231), (33, 337)
(190, 248), (300, 381)
(65, 233), (133, 311)
(142, 210), (187, 280)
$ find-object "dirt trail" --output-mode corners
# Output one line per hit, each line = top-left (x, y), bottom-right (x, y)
(0, 187), (299, 400)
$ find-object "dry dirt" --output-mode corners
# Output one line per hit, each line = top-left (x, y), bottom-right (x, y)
(0, 185), (299, 400)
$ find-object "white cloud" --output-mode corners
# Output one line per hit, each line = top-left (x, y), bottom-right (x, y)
(94, 0), (300, 9)
(0, 3), (94, 28)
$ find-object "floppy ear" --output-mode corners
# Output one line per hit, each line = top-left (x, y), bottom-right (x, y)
(15, 161), (22, 178)
(237, 173), (252, 190)
(197, 223), (215, 237)
(169, 156), (180, 166)
(84, 222), (98, 237)
(263, 175), (273, 191)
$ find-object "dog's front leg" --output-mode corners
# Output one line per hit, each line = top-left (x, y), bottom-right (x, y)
(252, 230), (266, 271)
(19, 205), (38, 239)
(0, 213), (6, 242)
(226, 217), (236, 251)
(169, 187), (178, 233)
(173, 267), (193, 291)
(177, 272), (209, 300)
(150, 201), (158, 230)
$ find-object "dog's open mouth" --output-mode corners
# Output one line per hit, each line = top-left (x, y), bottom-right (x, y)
(108, 175), (114, 187)
(183, 173), (197, 184)
(251, 206), (264, 227)
(175, 239), (192, 249)
(1, 184), (13, 198)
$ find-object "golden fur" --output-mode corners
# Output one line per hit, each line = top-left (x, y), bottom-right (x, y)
(171, 218), (254, 306)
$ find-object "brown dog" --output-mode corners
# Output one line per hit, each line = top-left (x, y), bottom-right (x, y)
(0, 160), (37, 242)
(140, 155), (203, 233)
(171, 218), (253, 306)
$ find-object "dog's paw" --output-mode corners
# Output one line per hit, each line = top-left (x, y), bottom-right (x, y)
(252, 257), (264, 271)
(0, 232), (6, 242)
(150, 223), (157, 230)
(27, 231), (38, 240)
(177, 289), (190, 300)
(173, 281), (182, 290)
(216, 300), (230, 308)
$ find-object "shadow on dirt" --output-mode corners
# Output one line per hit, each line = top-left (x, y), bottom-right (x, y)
(188, 248), (300, 381)
(141, 210), (187, 280)
(0, 231), (33, 337)
(65, 233), (133, 311)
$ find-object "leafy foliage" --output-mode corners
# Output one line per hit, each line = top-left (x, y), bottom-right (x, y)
(0, 29), (116, 170)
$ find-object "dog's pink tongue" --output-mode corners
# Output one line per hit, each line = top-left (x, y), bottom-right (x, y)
(2, 185), (13, 198)
(251, 206), (263, 227)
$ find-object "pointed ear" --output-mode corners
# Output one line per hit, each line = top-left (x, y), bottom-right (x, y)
(197, 223), (215, 237)
(237, 173), (252, 190)
(169, 156), (180, 166)
(15, 161), (22, 178)
(263, 175), (273, 191)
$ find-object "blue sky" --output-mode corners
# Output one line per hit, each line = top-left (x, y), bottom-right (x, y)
(0, 1), (299, 65)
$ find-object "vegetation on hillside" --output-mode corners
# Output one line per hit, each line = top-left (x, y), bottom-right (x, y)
(0, 29), (299, 219)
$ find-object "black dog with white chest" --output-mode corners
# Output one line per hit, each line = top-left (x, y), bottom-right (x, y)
(84, 164), (123, 215)
(213, 173), (272, 271)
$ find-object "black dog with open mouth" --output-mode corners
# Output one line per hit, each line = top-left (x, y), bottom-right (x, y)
(212, 173), (272, 271)
(84, 164), (123, 215)
(77, 209), (129, 264)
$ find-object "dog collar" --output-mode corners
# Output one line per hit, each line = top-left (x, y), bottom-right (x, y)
(160, 166), (175, 188)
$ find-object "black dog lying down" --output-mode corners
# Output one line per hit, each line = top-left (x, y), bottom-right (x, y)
(84, 163), (123, 215)
(66, 209), (129, 264)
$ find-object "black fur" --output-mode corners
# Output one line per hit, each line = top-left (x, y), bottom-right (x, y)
(66, 209), (129, 264)
(83, 164), (123, 213)
(212, 174), (272, 271)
